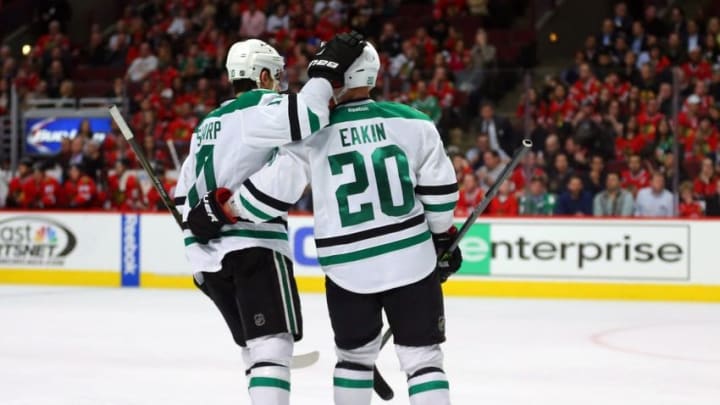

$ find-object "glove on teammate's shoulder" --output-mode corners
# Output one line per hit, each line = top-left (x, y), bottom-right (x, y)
(432, 225), (463, 283)
(187, 188), (237, 244)
(307, 30), (366, 86)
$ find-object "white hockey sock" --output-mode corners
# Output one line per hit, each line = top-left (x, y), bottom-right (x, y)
(407, 369), (451, 405)
(247, 364), (290, 405)
(333, 362), (374, 405)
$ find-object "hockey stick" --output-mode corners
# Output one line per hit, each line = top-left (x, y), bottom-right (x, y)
(372, 139), (533, 400)
(110, 105), (321, 369)
(109, 105), (183, 227)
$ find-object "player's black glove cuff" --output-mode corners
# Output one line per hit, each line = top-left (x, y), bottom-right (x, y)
(187, 188), (237, 244)
(432, 226), (463, 283)
(307, 31), (366, 86)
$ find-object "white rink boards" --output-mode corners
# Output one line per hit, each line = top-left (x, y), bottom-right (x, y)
(0, 286), (718, 404)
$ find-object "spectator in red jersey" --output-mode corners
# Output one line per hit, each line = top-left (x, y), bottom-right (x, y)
(621, 154), (651, 194)
(107, 158), (143, 210)
(616, 117), (653, 160)
(64, 163), (98, 208)
(678, 94), (702, 138)
(455, 172), (484, 217)
(544, 84), (573, 130)
(487, 180), (518, 216)
(23, 163), (63, 209)
(35, 21), (70, 55)
(6, 158), (33, 207)
(679, 181), (704, 217)
(146, 164), (177, 211)
(694, 158), (718, 198)
(687, 81), (715, 116)
(685, 117), (719, 157)
(428, 66), (455, 108)
(165, 100), (197, 155)
(446, 40), (470, 73)
(636, 98), (664, 136)
(570, 63), (601, 104)
(411, 27), (437, 67)
(682, 46), (712, 84)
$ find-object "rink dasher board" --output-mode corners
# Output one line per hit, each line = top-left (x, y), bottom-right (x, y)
(0, 211), (718, 302)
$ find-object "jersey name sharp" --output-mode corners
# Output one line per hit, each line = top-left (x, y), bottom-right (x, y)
(196, 121), (222, 146)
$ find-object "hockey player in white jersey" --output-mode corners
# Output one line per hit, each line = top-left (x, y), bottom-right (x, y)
(212, 42), (463, 405)
(176, 32), (366, 405)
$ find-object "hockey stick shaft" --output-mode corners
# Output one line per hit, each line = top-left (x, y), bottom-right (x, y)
(444, 138), (533, 255)
(109, 105), (183, 227)
(372, 139), (533, 400)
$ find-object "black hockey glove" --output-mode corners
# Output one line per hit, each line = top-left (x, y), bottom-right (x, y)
(432, 226), (463, 283)
(187, 188), (237, 244)
(307, 30), (366, 86)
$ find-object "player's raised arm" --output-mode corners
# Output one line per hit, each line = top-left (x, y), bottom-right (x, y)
(243, 31), (367, 147)
(229, 146), (311, 223)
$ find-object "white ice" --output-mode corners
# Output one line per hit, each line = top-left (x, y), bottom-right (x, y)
(0, 286), (719, 404)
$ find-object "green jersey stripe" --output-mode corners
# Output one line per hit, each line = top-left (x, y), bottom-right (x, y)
(275, 252), (298, 335)
(333, 377), (374, 389)
(206, 89), (274, 118)
(184, 229), (288, 246)
(423, 201), (457, 212)
(330, 101), (432, 125)
(187, 186), (200, 209)
(248, 376), (291, 391)
(307, 107), (321, 132)
(240, 195), (275, 221)
(408, 380), (449, 396)
(318, 231), (431, 266)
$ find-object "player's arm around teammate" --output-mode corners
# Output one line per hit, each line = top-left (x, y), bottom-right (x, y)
(223, 43), (464, 405)
(172, 32), (367, 405)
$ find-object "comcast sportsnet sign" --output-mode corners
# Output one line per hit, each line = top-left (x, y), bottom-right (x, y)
(457, 222), (690, 281)
(0, 217), (77, 266)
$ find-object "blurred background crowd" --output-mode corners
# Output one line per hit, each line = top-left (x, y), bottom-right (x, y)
(1, 0), (720, 217)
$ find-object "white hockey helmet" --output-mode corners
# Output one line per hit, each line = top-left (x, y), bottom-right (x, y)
(334, 42), (380, 100)
(225, 39), (284, 89)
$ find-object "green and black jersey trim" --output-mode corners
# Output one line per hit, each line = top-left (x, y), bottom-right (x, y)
(416, 183), (458, 195)
(318, 230), (431, 266)
(315, 214), (426, 248)
(422, 201), (457, 212)
(330, 101), (432, 125)
(243, 179), (293, 212)
(184, 228), (288, 246)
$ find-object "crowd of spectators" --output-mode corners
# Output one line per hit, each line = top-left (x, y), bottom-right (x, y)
(2, 0), (501, 211)
(3, 1), (720, 217)
(453, 2), (720, 217)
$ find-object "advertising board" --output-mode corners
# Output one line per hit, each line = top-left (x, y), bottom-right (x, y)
(0, 212), (718, 301)
(0, 212), (120, 286)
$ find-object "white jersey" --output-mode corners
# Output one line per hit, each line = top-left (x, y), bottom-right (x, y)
(175, 78), (332, 272)
(231, 99), (458, 293)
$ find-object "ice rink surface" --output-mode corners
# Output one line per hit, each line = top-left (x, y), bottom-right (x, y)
(0, 286), (719, 405)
